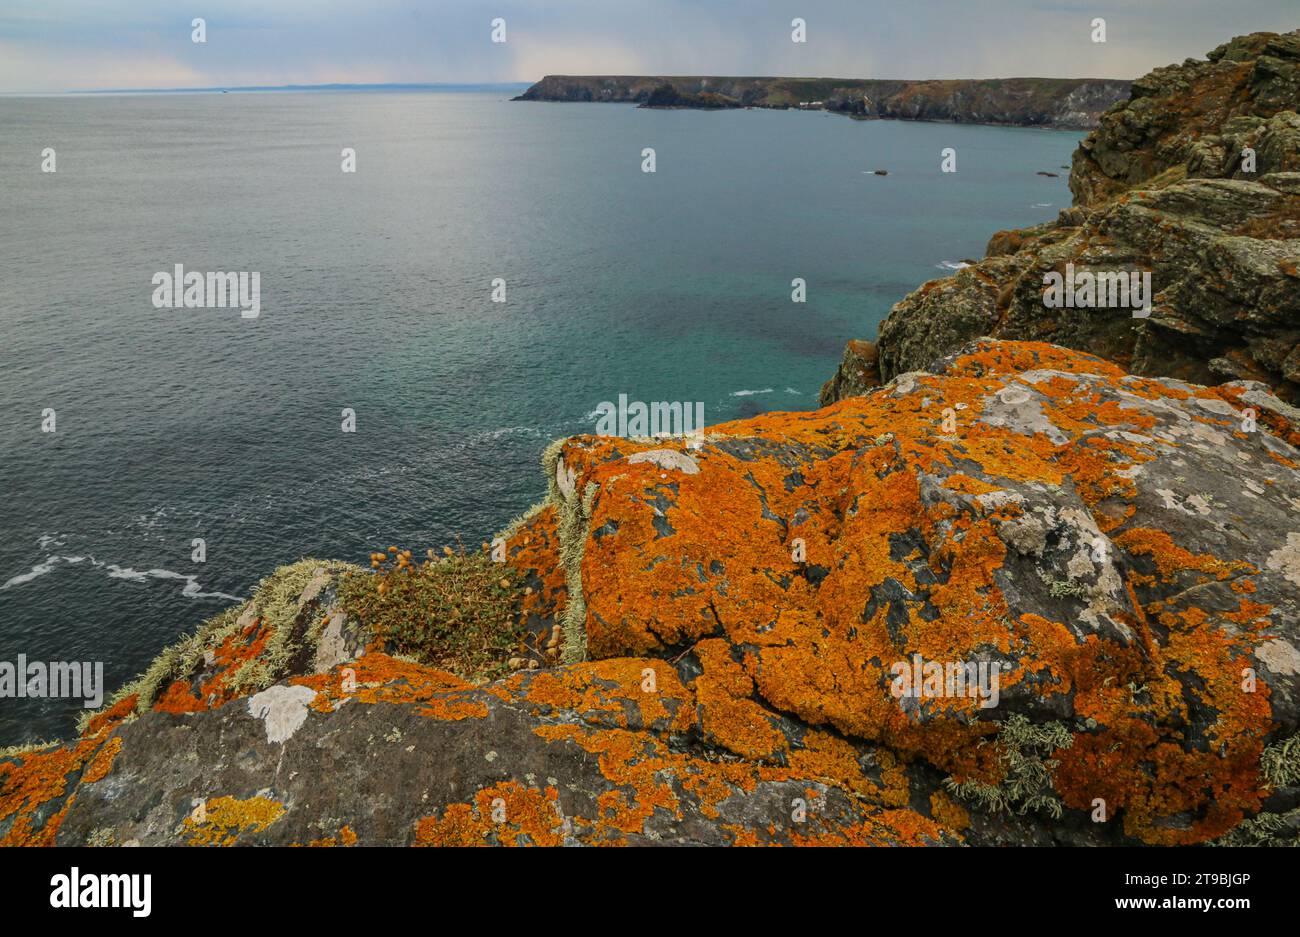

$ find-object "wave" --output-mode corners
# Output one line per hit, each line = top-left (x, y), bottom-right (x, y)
(730, 388), (773, 397)
(935, 261), (971, 271)
(1, 544), (244, 602)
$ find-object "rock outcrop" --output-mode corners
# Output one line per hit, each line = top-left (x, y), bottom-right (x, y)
(515, 76), (1131, 129)
(822, 31), (1300, 405)
(6, 341), (1300, 846)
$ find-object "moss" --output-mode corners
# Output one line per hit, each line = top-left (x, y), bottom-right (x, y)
(944, 715), (1073, 819)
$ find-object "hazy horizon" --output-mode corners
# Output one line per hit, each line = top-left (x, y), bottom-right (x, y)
(2, 0), (1295, 94)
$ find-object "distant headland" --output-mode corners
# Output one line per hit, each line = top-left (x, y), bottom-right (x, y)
(514, 75), (1132, 129)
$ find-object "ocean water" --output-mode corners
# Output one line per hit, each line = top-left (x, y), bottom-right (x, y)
(0, 90), (1080, 744)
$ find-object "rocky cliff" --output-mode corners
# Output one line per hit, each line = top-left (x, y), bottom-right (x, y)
(4, 340), (1299, 846)
(515, 75), (1131, 129)
(822, 30), (1300, 407)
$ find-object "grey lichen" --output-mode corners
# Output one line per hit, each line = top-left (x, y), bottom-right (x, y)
(557, 481), (599, 664)
(0, 739), (60, 760)
(227, 559), (357, 694)
(1035, 567), (1089, 599)
(1262, 732), (1300, 788)
(1211, 807), (1300, 847)
(540, 436), (600, 663)
(943, 714), (1074, 819)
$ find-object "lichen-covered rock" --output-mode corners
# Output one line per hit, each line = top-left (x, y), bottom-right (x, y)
(552, 340), (1300, 844)
(47, 655), (954, 847)
(9, 340), (1297, 847)
(824, 31), (1300, 405)
(1072, 30), (1300, 207)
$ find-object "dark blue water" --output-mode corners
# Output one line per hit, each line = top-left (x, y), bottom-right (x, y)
(0, 90), (1079, 743)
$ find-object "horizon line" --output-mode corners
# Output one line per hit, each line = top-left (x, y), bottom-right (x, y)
(0, 81), (534, 97)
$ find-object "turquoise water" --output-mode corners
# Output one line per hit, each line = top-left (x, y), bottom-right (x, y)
(0, 90), (1080, 743)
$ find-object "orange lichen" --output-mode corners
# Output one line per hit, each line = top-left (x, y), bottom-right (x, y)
(183, 795), (287, 847)
(929, 789), (970, 831)
(290, 654), (473, 714)
(1115, 528), (1252, 584)
(0, 735), (109, 846)
(80, 737), (122, 784)
(413, 781), (566, 847)
(151, 616), (273, 714)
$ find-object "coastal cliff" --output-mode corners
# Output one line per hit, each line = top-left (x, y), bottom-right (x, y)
(4, 31), (1300, 850)
(822, 30), (1300, 406)
(4, 338), (1300, 846)
(515, 75), (1131, 129)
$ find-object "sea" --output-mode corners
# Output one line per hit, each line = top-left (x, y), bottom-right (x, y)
(0, 88), (1080, 744)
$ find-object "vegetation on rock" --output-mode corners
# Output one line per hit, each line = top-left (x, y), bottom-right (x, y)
(339, 547), (525, 682)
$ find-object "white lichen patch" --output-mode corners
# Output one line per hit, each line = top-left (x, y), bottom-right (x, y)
(1155, 488), (1213, 515)
(1265, 533), (1300, 588)
(977, 388), (1069, 446)
(247, 684), (317, 745)
(1257, 638), (1300, 677)
(556, 457), (577, 500)
(1192, 396), (1238, 417)
(627, 449), (700, 475)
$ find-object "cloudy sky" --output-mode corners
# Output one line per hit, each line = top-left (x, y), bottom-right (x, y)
(1, 0), (1295, 93)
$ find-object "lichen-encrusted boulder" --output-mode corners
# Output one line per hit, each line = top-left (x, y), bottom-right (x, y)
(823, 31), (1300, 405)
(551, 340), (1300, 844)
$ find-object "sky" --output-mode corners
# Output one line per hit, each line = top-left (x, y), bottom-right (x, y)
(1, 0), (1295, 93)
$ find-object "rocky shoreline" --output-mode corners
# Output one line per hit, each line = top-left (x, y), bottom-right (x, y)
(515, 75), (1132, 130)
